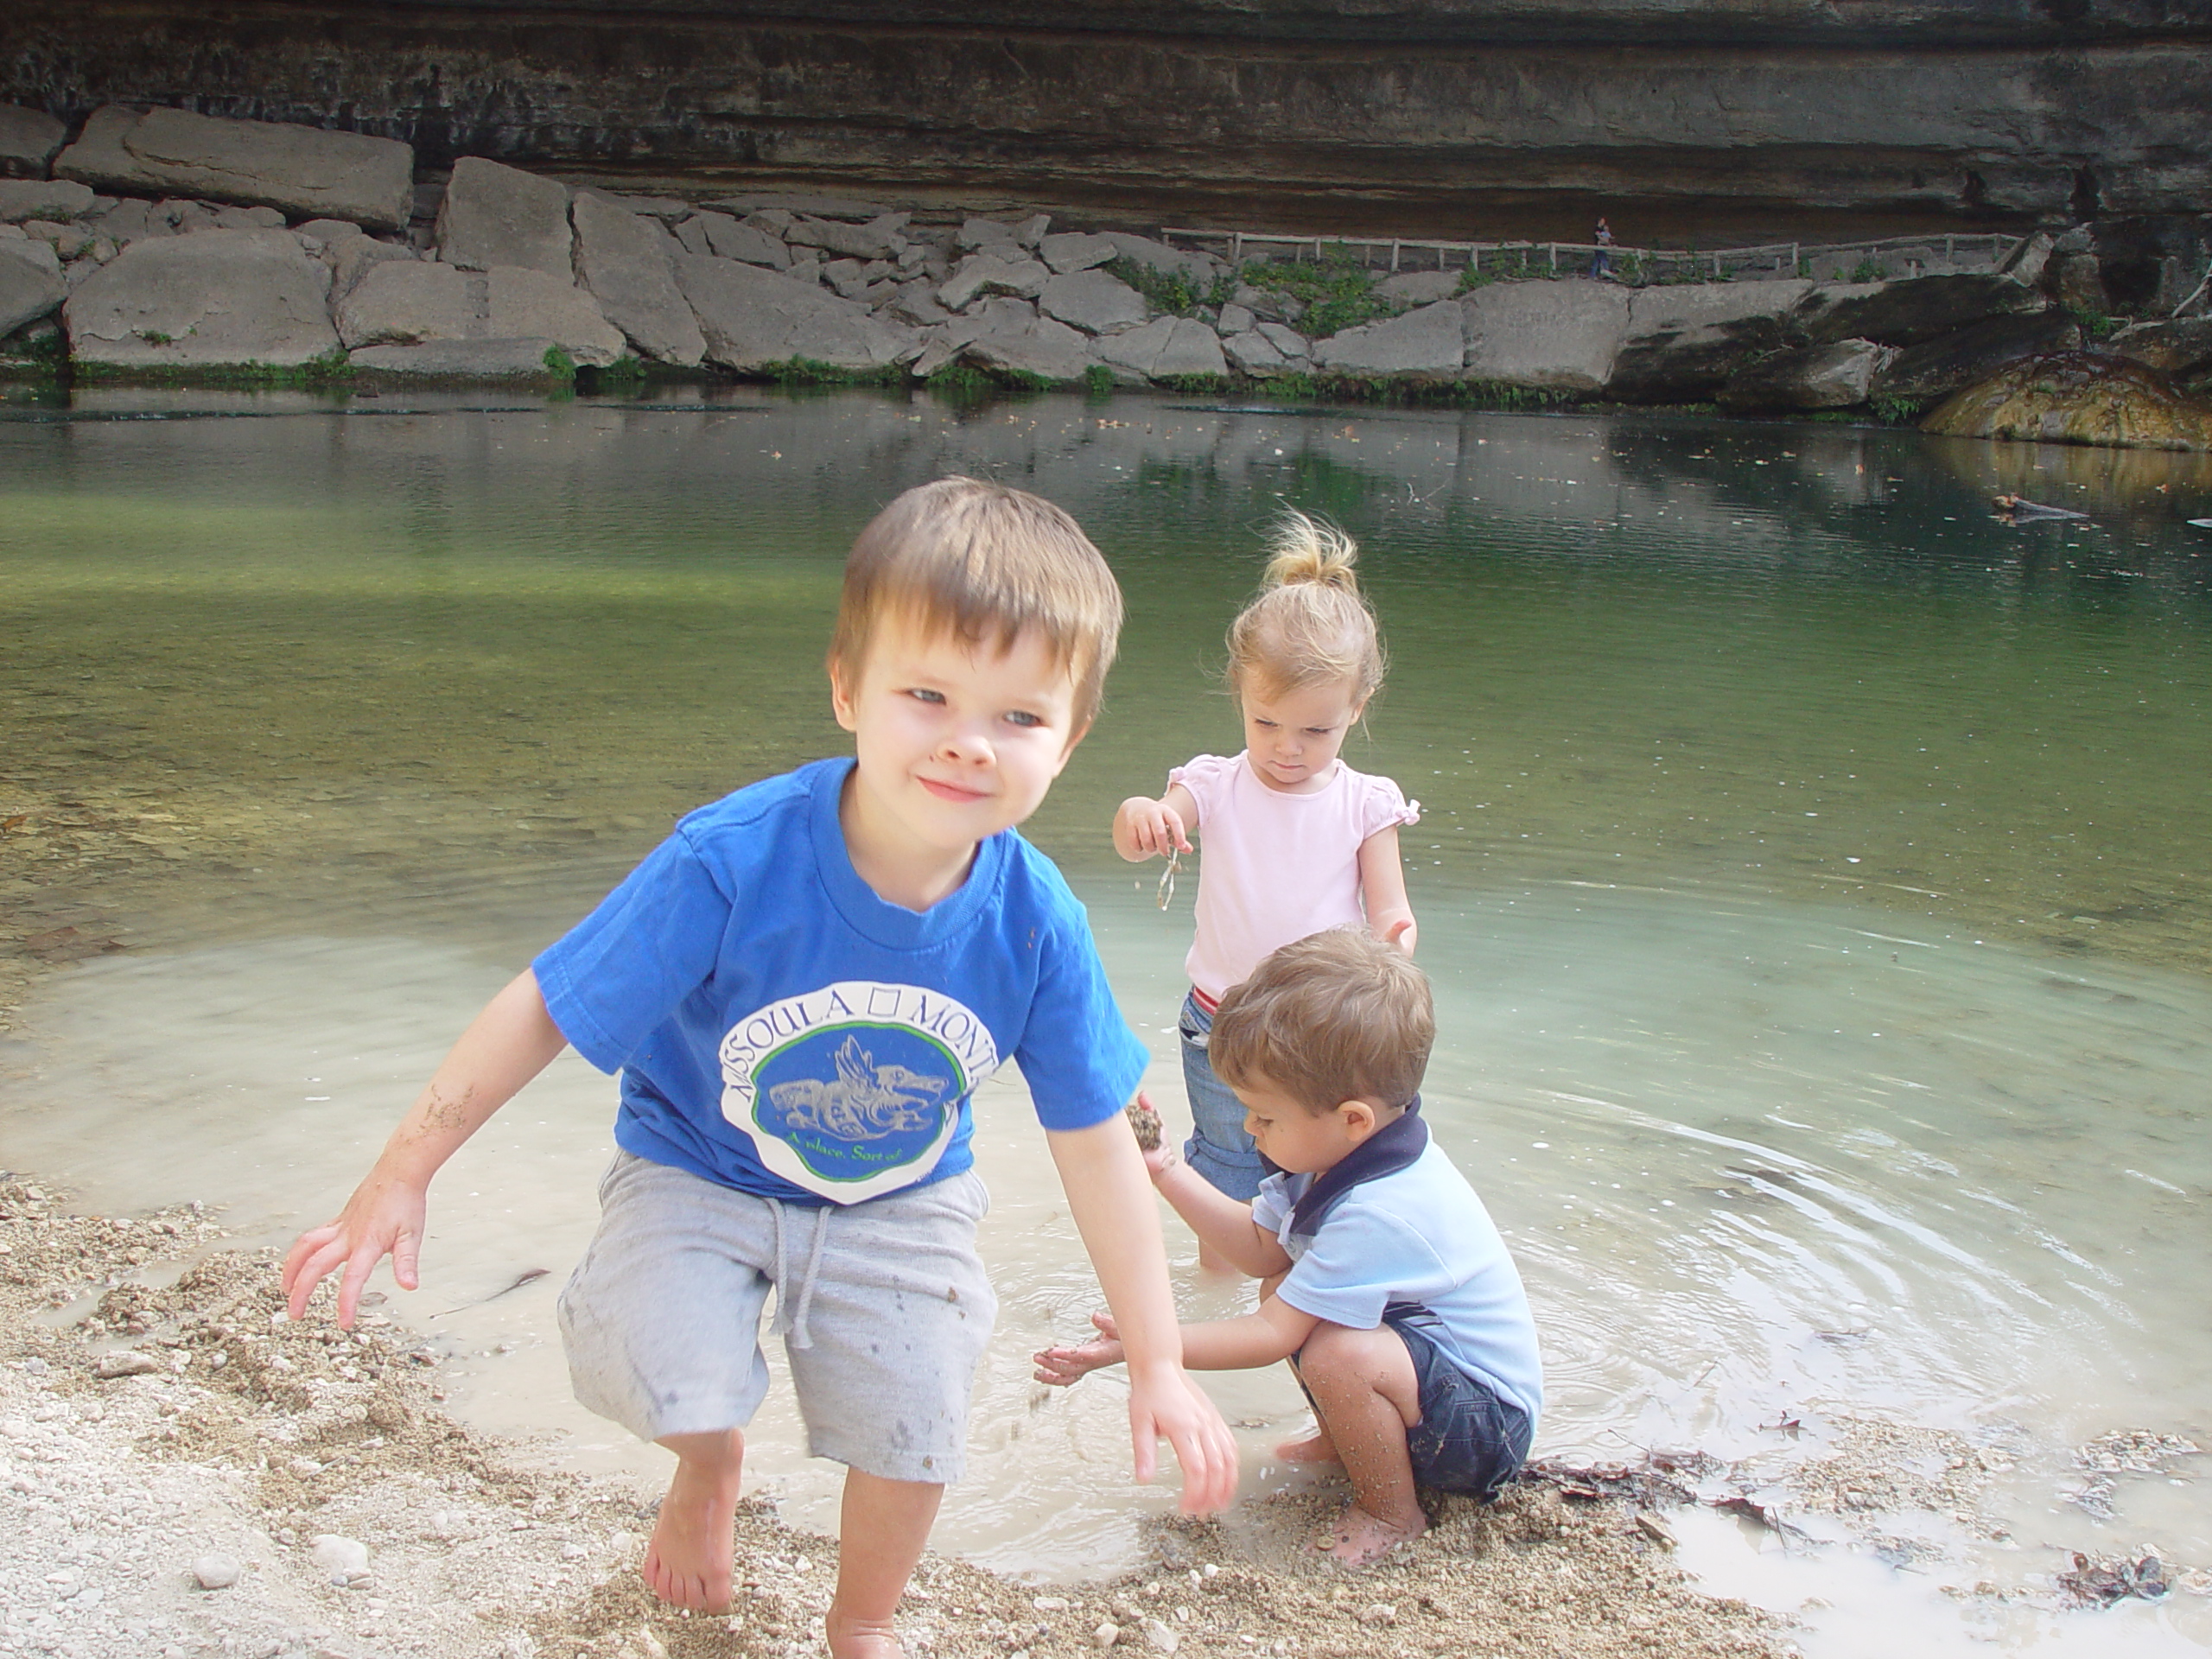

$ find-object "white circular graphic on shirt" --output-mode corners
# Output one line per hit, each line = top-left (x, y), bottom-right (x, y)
(718, 980), (1002, 1203)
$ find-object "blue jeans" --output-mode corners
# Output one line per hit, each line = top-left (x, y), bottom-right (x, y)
(1384, 1306), (1533, 1499)
(1179, 991), (1264, 1201)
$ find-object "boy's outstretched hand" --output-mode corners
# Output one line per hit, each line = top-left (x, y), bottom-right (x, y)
(281, 1168), (430, 1330)
(1033, 1309), (1126, 1385)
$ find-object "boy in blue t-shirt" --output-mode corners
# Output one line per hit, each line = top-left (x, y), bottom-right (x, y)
(283, 478), (1237, 1656)
(1035, 929), (1541, 1567)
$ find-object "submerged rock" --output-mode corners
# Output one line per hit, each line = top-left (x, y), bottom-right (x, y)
(54, 106), (413, 232)
(64, 228), (341, 368)
(1921, 352), (2212, 451)
(348, 338), (566, 378)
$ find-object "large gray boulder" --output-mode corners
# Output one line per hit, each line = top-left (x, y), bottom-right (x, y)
(1606, 279), (1814, 402)
(1721, 339), (1897, 409)
(702, 217), (790, 270)
(1100, 232), (1217, 285)
(0, 239), (66, 336)
(1461, 283), (1628, 389)
(1096, 315), (1228, 382)
(326, 234), (417, 302)
(334, 258), (473, 348)
(1224, 328), (1292, 378)
(1376, 270), (1462, 306)
(1, 105), (67, 179)
(484, 266), (626, 366)
(572, 191), (706, 365)
(675, 252), (918, 372)
(349, 339), (564, 378)
(54, 106), (413, 232)
(436, 156), (571, 276)
(0, 179), (98, 224)
(785, 213), (909, 261)
(1319, 299), (1468, 377)
(1793, 273), (2045, 348)
(1039, 232), (1117, 275)
(1871, 310), (2082, 404)
(938, 252), (1050, 311)
(1039, 268), (1147, 335)
(959, 298), (1092, 384)
(64, 228), (340, 367)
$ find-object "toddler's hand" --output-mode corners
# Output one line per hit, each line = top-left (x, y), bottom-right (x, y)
(1116, 797), (1192, 861)
(1382, 916), (1417, 956)
(1032, 1311), (1125, 1386)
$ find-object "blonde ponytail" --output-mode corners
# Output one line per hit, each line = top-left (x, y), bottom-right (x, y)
(1225, 511), (1386, 701)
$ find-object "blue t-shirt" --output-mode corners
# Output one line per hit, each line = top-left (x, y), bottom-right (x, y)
(534, 758), (1148, 1206)
(1252, 1140), (1544, 1426)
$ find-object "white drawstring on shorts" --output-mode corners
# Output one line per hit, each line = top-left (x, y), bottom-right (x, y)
(767, 1197), (834, 1351)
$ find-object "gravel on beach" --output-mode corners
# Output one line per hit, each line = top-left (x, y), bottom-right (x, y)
(0, 1173), (1797, 1659)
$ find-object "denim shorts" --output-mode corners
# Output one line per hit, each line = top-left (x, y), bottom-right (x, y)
(1179, 990), (1265, 1202)
(1382, 1306), (1533, 1500)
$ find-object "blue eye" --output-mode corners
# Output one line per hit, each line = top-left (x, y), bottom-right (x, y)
(907, 688), (945, 704)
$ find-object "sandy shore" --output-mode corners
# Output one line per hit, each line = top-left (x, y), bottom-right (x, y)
(0, 1173), (1811, 1659)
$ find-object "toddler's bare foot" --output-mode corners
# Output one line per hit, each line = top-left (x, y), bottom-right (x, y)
(643, 1436), (742, 1611)
(827, 1608), (906, 1659)
(1320, 1503), (1427, 1567)
(1274, 1430), (1342, 1465)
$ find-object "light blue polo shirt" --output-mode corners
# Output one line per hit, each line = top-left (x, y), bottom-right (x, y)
(1254, 1140), (1544, 1426)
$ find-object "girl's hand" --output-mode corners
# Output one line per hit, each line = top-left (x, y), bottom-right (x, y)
(1033, 1311), (1126, 1385)
(1114, 796), (1192, 861)
(1382, 915), (1417, 956)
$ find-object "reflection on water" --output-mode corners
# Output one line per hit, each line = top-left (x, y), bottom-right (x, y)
(3, 388), (2209, 1648)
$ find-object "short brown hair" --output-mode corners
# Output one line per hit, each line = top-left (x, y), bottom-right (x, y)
(828, 477), (1124, 730)
(1209, 930), (1433, 1113)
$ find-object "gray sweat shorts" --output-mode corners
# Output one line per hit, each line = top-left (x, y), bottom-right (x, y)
(556, 1151), (997, 1484)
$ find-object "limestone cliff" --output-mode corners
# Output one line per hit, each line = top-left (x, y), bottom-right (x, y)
(4, 1), (2209, 239)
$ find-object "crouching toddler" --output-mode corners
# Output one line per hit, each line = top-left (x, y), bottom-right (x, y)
(1034, 929), (1541, 1565)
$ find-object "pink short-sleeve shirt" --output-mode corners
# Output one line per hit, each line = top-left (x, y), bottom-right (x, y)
(1169, 752), (1419, 1001)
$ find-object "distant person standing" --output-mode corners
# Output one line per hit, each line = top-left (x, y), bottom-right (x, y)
(1589, 217), (1615, 279)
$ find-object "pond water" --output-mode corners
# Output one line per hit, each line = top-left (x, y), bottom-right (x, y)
(3, 385), (2209, 1653)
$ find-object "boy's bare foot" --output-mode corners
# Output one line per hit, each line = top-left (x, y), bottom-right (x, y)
(644, 1432), (743, 1611)
(1320, 1503), (1427, 1567)
(1275, 1430), (1343, 1465)
(826, 1608), (906, 1659)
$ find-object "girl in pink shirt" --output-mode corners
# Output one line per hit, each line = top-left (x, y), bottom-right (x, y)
(1114, 512), (1419, 1223)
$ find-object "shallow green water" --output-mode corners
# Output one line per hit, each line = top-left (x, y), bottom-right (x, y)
(3, 387), (2209, 1651)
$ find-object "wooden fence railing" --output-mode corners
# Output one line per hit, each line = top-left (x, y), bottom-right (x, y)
(1160, 229), (2028, 284)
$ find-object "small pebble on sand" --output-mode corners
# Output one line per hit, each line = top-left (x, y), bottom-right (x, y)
(191, 1554), (242, 1590)
(310, 1535), (370, 1578)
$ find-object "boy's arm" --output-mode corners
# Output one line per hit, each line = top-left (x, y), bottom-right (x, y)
(1142, 1127), (1293, 1281)
(1034, 1295), (1319, 1383)
(281, 969), (567, 1328)
(1046, 1114), (1241, 1515)
(1112, 782), (1198, 862)
(1358, 825), (1417, 956)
